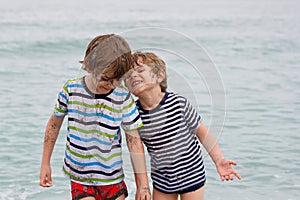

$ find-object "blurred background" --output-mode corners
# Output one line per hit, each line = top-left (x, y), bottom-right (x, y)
(0, 0), (299, 199)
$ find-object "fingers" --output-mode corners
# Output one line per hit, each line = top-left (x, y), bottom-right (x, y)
(144, 194), (151, 200)
(141, 191), (151, 200)
(218, 159), (241, 181)
(40, 176), (53, 187)
(228, 161), (241, 180)
(234, 171), (242, 180)
(136, 194), (150, 200)
(228, 160), (241, 180)
(221, 174), (234, 181)
(221, 171), (241, 181)
(221, 176), (225, 181)
(140, 194), (150, 200)
(136, 189), (151, 200)
(228, 160), (237, 166)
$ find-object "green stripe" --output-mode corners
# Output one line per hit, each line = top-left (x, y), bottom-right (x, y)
(63, 85), (68, 93)
(55, 107), (67, 113)
(68, 77), (82, 83)
(128, 122), (144, 131)
(121, 98), (135, 112)
(117, 85), (126, 89)
(69, 101), (122, 113)
(69, 126), (115, 138)
(63, 167), (124, 183)
(123, 122), (144, 132)
(66, 145), (121, 161)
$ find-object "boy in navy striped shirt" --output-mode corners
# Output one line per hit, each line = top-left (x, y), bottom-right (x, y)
(124, 51), (241, 200)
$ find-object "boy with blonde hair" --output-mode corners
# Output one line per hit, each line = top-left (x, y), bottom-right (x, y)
(124, 51), (241, 200)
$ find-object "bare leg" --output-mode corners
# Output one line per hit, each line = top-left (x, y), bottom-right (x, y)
(78, 197), (95, 200)
(115, 194), (126, 200)
(180, 186), (204, 200)
(153, 188), (178, 200)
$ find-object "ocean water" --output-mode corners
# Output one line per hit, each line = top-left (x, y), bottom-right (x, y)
(0, 0), (300, 199)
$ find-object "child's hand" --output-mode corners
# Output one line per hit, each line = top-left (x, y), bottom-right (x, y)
(215, 158), (241, 181)
(135, 186), (151, 200)
(40, 165), (53, 187)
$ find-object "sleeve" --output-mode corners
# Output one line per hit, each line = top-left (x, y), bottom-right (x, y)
(53, 81), (69, 118)
(182, 96), (202, 132)
(121, 93), (143, 131)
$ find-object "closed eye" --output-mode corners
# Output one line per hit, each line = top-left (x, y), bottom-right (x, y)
(135, 66), (145, 73)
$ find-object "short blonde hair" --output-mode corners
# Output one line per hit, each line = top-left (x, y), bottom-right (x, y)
(80, 34), (133, 80)
(132, 51), (167, 92)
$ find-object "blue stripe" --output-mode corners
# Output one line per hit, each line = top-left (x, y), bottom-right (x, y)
(59, 92), (67, 102)
(68, 84), (84, 88)
(68, 109), (122, 121)
(112, 90), (128, 96)
(114, 135), (119, 140)
(123, 106), (137, 118)
(69, 134), (112, 146)
(53, 112), (66, 118)
(65, 152), (122, 168)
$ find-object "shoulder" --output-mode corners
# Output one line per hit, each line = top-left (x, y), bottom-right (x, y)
(110, 85), (132, 102)
(166, 92), (188, 104)
(61, 77), (84, 91)
(63, 77), (83, 87)
(112, 85), (130, 96)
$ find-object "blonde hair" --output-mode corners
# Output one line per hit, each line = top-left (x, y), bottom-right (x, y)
(80, 34), (133, 80)
(132, 51), (167, 92)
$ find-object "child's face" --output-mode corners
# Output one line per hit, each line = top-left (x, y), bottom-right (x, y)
(124, 62), (159, 95)
(92, 69), (121, 92)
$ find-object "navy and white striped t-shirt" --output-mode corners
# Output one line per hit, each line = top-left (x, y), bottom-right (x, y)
(136, 92), (206, 193)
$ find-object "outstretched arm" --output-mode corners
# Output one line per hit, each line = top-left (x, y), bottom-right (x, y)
(195, 122), (241, 181)
(40, 114), (64, 187)
(125, 130), (151, 200)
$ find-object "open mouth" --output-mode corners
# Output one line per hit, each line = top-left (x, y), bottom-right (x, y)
(131, 80), (141, 88)
(130, 80), (143, 92)
(97, 83), (112, 92)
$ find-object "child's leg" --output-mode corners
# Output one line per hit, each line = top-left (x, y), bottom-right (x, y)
(77, 197), (95, 200)
(180, 186), (204, 200)
(115, 194), (126, 200)
(71, 180), (127, 200)
(100, 180), (128, 200)
(71, 181), (96, 200)
(152, 188), (178, 200)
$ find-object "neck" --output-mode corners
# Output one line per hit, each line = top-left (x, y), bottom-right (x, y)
(138, 87), (165, 110)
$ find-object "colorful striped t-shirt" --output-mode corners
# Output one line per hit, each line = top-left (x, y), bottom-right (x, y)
(54, 76), (143, 185)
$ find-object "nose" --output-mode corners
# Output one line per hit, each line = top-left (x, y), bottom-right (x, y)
(125, 69), (137, 81)
(130, 70), (138, 77)
(106, 81), (114, 87)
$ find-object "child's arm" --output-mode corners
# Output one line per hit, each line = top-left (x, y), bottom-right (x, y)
(40, 114), (64, 187)
(125, 130), (151, 200)
(195, 122), (241, 181)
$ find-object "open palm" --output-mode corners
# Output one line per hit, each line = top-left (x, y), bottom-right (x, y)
(216, 159), (242, 181)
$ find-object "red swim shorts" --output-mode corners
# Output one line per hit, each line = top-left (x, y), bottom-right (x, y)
(71, 180), (128, 200)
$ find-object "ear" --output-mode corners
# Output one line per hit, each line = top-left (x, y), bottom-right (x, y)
(137, 58), (143, 65)
(156, 70), (166, 83)
(82, 63), (92, 73)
